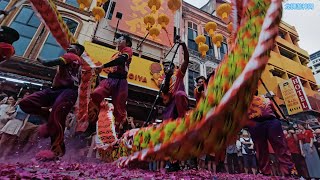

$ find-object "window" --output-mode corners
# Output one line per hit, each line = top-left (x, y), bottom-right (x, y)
(187, 22), (198, 51)
(219, 38), (228, 60)
(65, 0), (79, 8)
(270, 68), (285, 79)
(39, 18), (78, 59)
(188, 62), (200, 98)
(105, 1), (116, 20)
(279, 30), (286, 39)
(204, 33), (214, 57)
(0, 0), (9, 10)
(278, 45), (296, 61)
(10, 6), (41, 56)
(188, 70), (200, 98)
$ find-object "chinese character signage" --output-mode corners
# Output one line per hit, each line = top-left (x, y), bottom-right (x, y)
(109, 0), (174, 47)
(279, 76), (311, 115)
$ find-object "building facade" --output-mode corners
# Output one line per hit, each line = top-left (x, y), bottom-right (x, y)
(308, 50), (320, 85)
(258, 21), (320, 127)
(0, 0), (96, 93)
(183, 0), (228, 98)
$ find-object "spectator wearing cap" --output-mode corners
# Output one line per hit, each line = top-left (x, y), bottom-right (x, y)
(19, 43), (85, 157)
(0, 26), (19, 63)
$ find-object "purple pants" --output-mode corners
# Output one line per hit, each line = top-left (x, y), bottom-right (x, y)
(91, 78), (128, 125)
(248, 118), (294, 175)
(163, 91), (189, 120)
(19, 88), (78, 155)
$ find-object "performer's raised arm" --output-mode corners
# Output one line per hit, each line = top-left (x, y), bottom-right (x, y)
(179, 42), (189, 75)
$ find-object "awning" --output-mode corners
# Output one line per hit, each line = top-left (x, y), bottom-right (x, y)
(0, 72), (52, 87)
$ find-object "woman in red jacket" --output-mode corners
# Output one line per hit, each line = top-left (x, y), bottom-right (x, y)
(284, 128), (309, 178)
(297, 124), (320, 178)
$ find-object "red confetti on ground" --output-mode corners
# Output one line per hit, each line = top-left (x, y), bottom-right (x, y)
(0, 162), (298, 180)
(35, 150), (56, 161)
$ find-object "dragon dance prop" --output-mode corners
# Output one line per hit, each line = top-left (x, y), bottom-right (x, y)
(28, 0), (283, 166)
(29, 0), (97, 133)
(109, 0), (283, 166)
(95, 99), (118, 150)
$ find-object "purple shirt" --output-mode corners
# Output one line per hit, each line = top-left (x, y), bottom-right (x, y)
(248, 95), (276, 121)
(52, 53), (82, 88)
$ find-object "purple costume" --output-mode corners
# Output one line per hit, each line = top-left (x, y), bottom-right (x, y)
(19, 53), (81, 155)
(91, 47), (133, 127)
(248, 95), (294, 175)
(162, 70), (188, 120)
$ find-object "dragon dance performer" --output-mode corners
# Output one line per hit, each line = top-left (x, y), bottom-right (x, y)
(89, 34), (133, 134)
(161, 42), (189, 120)
(19, 43), (85, 156)
(247, 92), (294, 176)
(0, 26), (19, 63)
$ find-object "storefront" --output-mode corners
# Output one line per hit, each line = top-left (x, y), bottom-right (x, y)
(0, 56), (53, 96)
(278, 77), (320, 129)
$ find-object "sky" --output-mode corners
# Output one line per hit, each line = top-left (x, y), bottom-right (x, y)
(184, 0), (320, 55)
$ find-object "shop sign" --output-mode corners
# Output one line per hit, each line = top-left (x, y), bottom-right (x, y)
(279, 76), (311, 115)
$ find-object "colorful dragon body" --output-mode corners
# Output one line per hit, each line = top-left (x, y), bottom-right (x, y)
(116, 0), (283, 166)
(28, 0), (283, 166)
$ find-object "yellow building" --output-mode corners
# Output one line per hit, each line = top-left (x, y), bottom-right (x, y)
(258, 21), (320, 125)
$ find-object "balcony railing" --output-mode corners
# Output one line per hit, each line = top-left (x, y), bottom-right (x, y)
(188, 48), (221, 64)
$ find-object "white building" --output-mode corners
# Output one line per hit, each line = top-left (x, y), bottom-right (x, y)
(308, 50), (320, 85)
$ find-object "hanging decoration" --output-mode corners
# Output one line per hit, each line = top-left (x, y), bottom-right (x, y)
(212, 33), (223, 48)
(92, 6), (105, 21)
(216, 3), (232, 23)
(77, 0), (91, 11)
(148, 0), (161, 14)
(195, 35), (209, 58)
(149, 25), (160, 39)
(157, 14), (170, 29)
(144, 14), (156, 31)
(198, 43), (209, 58)
(167, 0), (181, 13)
(205, 22), (217, 37)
